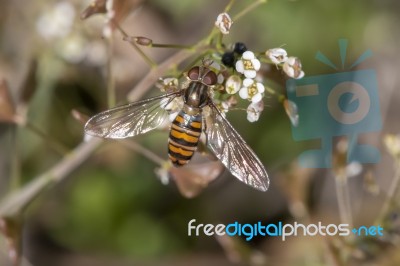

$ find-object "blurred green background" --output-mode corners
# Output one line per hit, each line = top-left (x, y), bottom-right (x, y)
(1, 0), (400, 265)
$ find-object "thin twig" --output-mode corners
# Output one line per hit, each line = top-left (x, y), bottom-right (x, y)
(224, 0), (236, 13)
(177, 50), (213, 80)
(106, 32), (116, 108)
(149, 43), (194, 49)
(233, 0), (267, 21)
(0, 0), (247, 220)
(127, 44), (209, 101)
(24, 122), (69, 155)
(377, 160), (400, 223)
(0, 46), (209, 217)
(0, 138), (102, 217)
(113, 20), (157, 68)
(334, 171), (353, 229)
(121, 140), (165, 166)
(10, 126), (21, 191)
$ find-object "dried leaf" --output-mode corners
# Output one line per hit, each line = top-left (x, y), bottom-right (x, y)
(0, 217), (22, 266)
(0, 79), (16, 123)
(80, 0), (107, 19)
(170, 154), (224, 198)
(81, 0), (144, 22)
(283, 98), (299, 127)
(18, 60), (38, 106)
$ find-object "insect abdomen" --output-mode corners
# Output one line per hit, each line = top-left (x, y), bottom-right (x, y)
(168, 110), (202, 166)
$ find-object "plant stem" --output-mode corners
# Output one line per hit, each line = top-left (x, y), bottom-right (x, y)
(150, 43), (194, 50)
(0, 45), (209, 217)
(112, 20), (157, 68)
(107, 31), (116, 108)
(224, 0), (236, 13)
(377, 160), (400, 223)
(122, 140), (164, 166)
(127, 44), (209, 102)
(24, 122), (69, 155)
(233, 0), (267, 21)
(177, 50), (213, 79)
(334, 171), (353, 229)
(9, 126), (21, 191)
(0, 138), (102, 217)
(0, 0), (264, 220)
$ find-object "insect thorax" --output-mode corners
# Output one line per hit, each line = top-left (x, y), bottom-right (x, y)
(183, 81), (209, 109)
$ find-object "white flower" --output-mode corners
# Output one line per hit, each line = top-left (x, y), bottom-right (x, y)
(209, 60), (221, 72)
(160, 97), (182, 111)
(283, 57), (305, 79)
(36, 1), (75, 40)
(213, 100), (230, 117)
(346, 162), (362, 178)
(235, 51), (261, 79)
(208, 61), (225, 84)
(221, 101), (230, 113)
(215, 13), (233, 35)
(217, 74), (225, 84)
(265, 48), (288, 64)
(214, 96), (237, 117)
(160, 97), (183, 122)
(239, 78), (265, 103)
(57, 34), (87, 63)
(247, 101), (264, 122)
(225, 75), (241, 94)
(155, 167), (170, 185)
(156, 77), (179, 92)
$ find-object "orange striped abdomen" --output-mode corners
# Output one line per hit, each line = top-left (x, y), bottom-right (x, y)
(168, 110), (202, 166)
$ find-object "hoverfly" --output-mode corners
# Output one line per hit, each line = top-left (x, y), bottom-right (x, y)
(84, 65), (269, 191)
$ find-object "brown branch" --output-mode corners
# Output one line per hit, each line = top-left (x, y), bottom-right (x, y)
(0, 46), (207, 217)
(127, 45), (208, 102)
(0, 138), (102, 217)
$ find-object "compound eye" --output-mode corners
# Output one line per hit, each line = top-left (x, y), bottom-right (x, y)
(187, 66), (200, 81)
(203, 70), (218, 86)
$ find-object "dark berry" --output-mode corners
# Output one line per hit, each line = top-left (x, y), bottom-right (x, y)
(222, 52), (235, 67)
(233, 42), (247, 55)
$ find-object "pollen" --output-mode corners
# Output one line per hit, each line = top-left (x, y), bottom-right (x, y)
(243, 60), (254, 70)
(248, 84), (258, 97)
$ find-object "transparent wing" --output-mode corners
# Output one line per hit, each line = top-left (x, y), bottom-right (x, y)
(84, 92), (181, 139)
(205, 103), (269, 191)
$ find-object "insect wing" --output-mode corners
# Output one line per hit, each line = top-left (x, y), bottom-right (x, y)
(84, 92), (180, 139)
(205, 103), (269, 191)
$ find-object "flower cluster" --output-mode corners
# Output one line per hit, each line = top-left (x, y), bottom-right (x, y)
(223, 50), (266, 122)
(266, 48), (305, 79)
(159, 13), (305, 125)
(213, 13), (304, 123)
